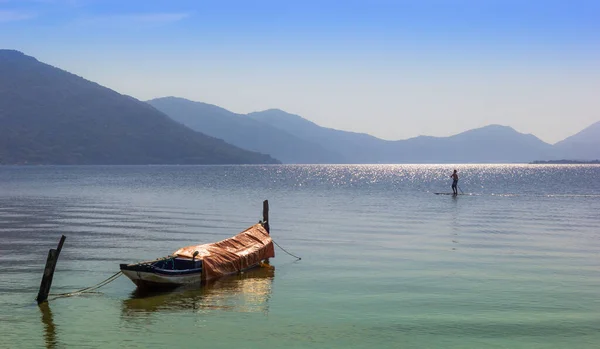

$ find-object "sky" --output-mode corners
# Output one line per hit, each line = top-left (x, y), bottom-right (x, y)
(1, 0), (599, 144)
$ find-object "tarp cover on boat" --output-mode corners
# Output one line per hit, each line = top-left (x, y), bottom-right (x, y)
(173, 223), (275, 281)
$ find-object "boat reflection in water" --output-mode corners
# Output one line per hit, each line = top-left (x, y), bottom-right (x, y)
(122, 265), (275, 316)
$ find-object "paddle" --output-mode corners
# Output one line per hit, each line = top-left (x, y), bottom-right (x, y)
(458, 185), (464, 194)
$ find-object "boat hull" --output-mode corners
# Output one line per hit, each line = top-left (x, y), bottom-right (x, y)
(120, 262), (266, 290)
(121, 269), (202, 290)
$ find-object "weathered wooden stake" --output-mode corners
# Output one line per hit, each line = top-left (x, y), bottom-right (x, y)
(36, 235), (66, 304)
(262, 200), (270, 233)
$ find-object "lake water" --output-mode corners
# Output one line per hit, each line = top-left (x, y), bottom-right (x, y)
(0, 164), (599, 348)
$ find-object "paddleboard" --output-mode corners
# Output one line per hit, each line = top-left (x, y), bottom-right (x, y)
(434, 193), (461, 195)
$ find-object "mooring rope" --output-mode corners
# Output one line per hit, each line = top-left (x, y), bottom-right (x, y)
(273, 240), (301, 260)
(48, 271), (123, 299)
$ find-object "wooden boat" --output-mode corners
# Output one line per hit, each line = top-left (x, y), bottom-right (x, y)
(120, 201), (274, 290)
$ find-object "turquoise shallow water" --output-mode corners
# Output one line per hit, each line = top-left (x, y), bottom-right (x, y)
(0, 164), (599, 348)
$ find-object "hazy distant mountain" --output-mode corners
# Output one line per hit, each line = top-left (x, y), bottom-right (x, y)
(395, 125), (554, 163)
(249, 109), (553, 163)
(552, 121), (600, 160)
(147, 97), (344, 164)
(0, 50), (279, 165)
(248, 109), (387, 163)
(146, 97), (596, 164)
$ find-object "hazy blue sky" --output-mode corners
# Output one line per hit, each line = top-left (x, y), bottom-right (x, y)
(1, 0), (598, 143)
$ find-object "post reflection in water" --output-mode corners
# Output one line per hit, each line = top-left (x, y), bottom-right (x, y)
(121, 266), (275, 317)
(39, 302), (58, 349)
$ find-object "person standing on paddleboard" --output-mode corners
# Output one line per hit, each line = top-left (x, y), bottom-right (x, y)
(450, 169), (459, 195)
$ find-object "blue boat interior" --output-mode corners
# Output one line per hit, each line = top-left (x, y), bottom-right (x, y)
(152, 257), (202, 270)
(120, 257), (202, 275)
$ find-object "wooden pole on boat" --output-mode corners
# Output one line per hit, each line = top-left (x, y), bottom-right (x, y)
(262, 200), (270, 233)
(36, 235), (66, 304)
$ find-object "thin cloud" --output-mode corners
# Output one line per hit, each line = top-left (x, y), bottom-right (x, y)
(13, 0), (89, 4)
(0, 10), (36, 22)
(123, 13), (191, 23)
(78, 12), (192, 26)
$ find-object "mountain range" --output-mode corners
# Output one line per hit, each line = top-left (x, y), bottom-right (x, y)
(150, 98), (600, 164)
(147, 97), (342, 164)
(0, 50), (278, 165)
(1, 49), (598, 165)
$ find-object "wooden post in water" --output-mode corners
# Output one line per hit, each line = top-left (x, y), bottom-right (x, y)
(36, 235), (66, 304)
(262, 200), (270, 234)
